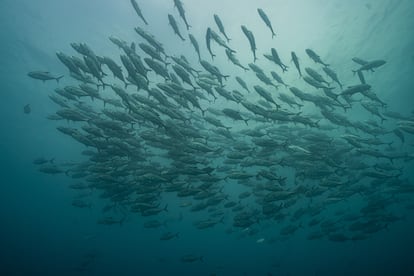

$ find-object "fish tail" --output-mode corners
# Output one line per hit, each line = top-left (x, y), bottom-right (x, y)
(56, 75), (64, 83)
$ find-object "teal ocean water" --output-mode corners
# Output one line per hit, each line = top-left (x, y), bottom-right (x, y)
(1, 0), (414, 275)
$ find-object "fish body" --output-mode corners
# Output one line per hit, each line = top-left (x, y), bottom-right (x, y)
(188, 34), (201, 60)
(241, 25), (257, 62)
(305, 49), (329, 66)
(257, 8), (275, 38)
(214, 14), (230, 42)
(174, 0), (190, 30)
(235, 76), (250, 93)
(130, 0), (148, 25)
(270, 48), (288, 72)
(168, 14), (185, 41)
(205, 28), (216, 60)
(28, 71), (63, 83)
(291, 51), (302, 77)
(354, 60), (386, 73)
(24, 104), (31, 114)
(226, 49), (248, 71)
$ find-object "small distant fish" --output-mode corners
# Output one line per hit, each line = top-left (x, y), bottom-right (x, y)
(27, 71), (64, 83)
(23, 104), (31, 114)
(256, 238), (265, 243)
(180, 254), (203, 263)
(160, 232), (179, 241)
(38, 165), (65, 174)
(33, 157), (55, 165)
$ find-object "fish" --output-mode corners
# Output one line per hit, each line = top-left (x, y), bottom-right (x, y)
(23, 104), (31, 114)
(205, 28), (216, 60)
(173, 0), (190, 30)
(254, 85), (280, 108)
(241, 25), (257, 62)
(270, 71), (288, 87)
(213, 14), (231, 42)
(235, 76), (250, 93)
(305, 49), (329, 66)
(303, 76), (330, 90)
(160, 232), (179, 240)
(225, 49), (248, 71)
(222, 108), (249, 125)
(357, 70), (366, 84)
(305, 67), (329, 85)
(180, 254), (203, 263)
(33, 0), (414, 248)
(168, 14), (185, 41)
(134, 27), (165, 54)
(209, 29), (235, 53)
(322, 67), (342, 88)
(291, 51), (302, 77)
(257, 8), (275, 38)
(27, 71), (64, 83)
(352, 57), (369, 65)
(340, 84), (371, 97)
(353, 60), (386, 73)
(130, 0), (148, 25)
(188, 34), (201, 61)
(269, 48), (288, 72)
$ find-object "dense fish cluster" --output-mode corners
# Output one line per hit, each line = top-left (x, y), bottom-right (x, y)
(30, 0), (414, 248)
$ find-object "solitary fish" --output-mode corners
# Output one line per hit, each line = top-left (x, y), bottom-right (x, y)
(257, 8), (275, 38)
(181, 254), (203, 263)
(168, 14), (185, 41)
(23, 104), (31, 114)
(28, 71), (64, 83)
(130, 0), (148, 25)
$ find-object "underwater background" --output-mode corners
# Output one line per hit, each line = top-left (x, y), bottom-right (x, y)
(1, 0), (414, 275)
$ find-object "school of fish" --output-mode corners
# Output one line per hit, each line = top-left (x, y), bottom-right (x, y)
(29, 0), (414, 253)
